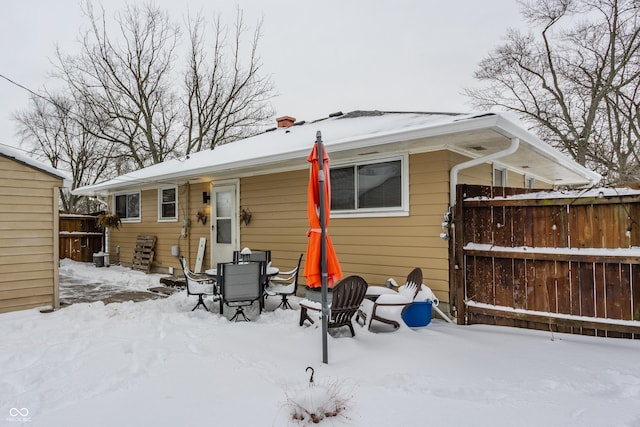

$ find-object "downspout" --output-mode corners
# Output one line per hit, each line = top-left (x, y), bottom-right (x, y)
(447, 137), (519, 323)
(449, 137), (520, 207)
(92, 196), (111, 265)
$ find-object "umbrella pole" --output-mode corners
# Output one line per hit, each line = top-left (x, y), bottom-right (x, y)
(316, 131), (329, 364)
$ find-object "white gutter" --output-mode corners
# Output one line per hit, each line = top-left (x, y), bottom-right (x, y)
(449, 137), (520, 207)
(448, 112), (602, 206)
(74, 112), (601, 197)
(493, 114), (601, 187)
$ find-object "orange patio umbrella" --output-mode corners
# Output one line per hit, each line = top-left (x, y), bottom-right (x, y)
(303, 131), (342, 364)
(303, 133), (343, 289)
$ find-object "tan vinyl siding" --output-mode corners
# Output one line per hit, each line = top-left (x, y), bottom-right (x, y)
(240, 170), (309, 271)
(109, 185), (188, 272)
(239, 151), (452, 303)
(0, 156), (61, 313)
(104, 148), (554, 299)
(187, 182), (211, 270)
(330, 151), (451, 302)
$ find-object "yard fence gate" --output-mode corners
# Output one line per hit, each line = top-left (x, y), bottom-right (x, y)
(452, 185), (640, 339)
(59, 214), (103, 263)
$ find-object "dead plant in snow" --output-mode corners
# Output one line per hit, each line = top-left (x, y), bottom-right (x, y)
(284, 367), (353, 424)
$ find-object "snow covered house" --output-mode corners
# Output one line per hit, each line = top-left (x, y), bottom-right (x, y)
(72, 111), (600, 314)
(0, 145), (68, 313)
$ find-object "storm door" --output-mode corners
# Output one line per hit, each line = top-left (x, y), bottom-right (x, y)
(211, 182), (239, 267)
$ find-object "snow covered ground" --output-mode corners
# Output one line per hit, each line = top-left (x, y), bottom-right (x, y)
(1, 260), (639, 426)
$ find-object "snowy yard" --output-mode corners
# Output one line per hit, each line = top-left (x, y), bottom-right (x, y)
(1, 260), (639, 426)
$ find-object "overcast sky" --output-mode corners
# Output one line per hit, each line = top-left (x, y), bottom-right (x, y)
(0, 0), (524, 149)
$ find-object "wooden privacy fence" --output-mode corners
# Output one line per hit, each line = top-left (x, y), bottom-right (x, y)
(59, 214), (103, 262)
(453, 185), (640, 338)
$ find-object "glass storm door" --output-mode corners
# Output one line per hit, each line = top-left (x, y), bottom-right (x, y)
(211, 183), (238, 267)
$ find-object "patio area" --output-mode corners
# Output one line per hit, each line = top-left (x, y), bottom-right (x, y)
(59, 274), (169, 306)
(3, 261), (639, 426)
(58, 259), (300, 315)
(59, 260), (175, 306)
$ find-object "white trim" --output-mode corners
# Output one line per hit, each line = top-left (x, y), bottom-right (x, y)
(524, 175), (535, 189)
(210, 179), (240, 268)
(493, 164), (507, 187)
(157, 185), (178, 222)
(52, 187), (60, 310)
(331, 210), (410, 219)
(493, 114), (601, 186)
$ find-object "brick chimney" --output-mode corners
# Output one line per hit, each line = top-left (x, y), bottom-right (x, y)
(276, 116), (296, 128)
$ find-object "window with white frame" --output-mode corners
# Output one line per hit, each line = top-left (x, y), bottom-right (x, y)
(114, 192), (140, 221)
(493, 165), (507, 187)
(330, 156), (407, 215)
(525, 176), (535, 189)
(158, 186), (178, 221)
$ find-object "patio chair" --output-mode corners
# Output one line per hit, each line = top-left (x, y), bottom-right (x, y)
(179, 256), (218, 311)
(217, 261), (264, 321)
(356, 267), (423, 331)
(299, 275), (368, 337)
(265, 253), (303, 310)
(233, 248), (271, 265)
(233, 248), (272, 303)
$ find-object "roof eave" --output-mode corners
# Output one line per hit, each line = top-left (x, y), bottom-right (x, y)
(73, 112), (600, 195)
(492, 115), (601, 186)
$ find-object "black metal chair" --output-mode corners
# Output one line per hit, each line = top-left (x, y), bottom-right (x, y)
(217, 261), (264, 321)
(179, 256), (217, 311)
(265, 253), (303, 310)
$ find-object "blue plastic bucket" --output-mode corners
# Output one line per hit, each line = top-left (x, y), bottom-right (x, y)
(402, 300), (433, 328)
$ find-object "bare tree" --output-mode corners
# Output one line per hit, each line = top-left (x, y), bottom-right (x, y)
(14, 93), (116, 213)
(52, 1), (273, 168)
(184, 9), (274, 153)
(465, 0), (640, 184)
(54, 1), (182, 170)
(16, 1), (274, 208)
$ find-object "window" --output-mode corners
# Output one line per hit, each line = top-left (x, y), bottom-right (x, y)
(493, 165), (507, 187)
(330, 157), (407, 216)
(114, 192), (140, 221)
(158, 186), (178, 221)
(525, 176), (535, 189)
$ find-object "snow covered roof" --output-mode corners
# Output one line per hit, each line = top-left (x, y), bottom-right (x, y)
(0, 144), (70, 185)
(73, 110), (601, 196)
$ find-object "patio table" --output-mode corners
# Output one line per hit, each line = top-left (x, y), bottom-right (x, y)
(205, 266), (279, 277)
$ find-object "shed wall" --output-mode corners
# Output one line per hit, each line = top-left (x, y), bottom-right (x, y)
(0, 156), (61, 313)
